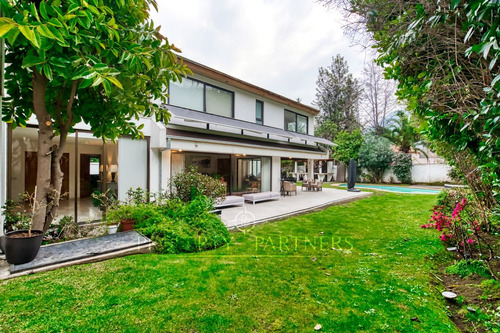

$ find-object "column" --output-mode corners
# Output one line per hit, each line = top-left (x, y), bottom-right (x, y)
(307, 159), (314, 181)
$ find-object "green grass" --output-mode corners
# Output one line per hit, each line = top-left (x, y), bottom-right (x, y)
(0, 193), (458, 332)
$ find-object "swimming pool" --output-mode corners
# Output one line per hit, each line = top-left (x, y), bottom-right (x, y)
(339, 184), (440, 194)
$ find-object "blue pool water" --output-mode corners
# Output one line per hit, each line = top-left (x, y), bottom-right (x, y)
(339, 184), (440, 194)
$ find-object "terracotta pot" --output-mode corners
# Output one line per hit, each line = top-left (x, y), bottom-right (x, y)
(5, 230), (44, 265)
(120, 219), (136, 231)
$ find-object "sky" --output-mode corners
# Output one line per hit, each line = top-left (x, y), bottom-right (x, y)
(150, 0), (369, 108)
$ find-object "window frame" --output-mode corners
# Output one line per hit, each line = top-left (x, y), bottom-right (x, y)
(169, 77), (235, 118)
(255, 100), (264, 125)
(284, 109), (308, 134)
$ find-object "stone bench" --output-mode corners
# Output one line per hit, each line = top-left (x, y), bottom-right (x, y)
(214, 196), (245, 208)
(242, 192), (281, 205)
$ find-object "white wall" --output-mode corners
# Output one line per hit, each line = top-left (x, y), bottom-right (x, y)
(117, 138), (148, 200)
(191, 73), (316, 135)
(379, 164), (452, 183)
(271, 156), (281, 192)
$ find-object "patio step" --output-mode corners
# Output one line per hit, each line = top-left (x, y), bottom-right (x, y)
(1, 231), (154, 280)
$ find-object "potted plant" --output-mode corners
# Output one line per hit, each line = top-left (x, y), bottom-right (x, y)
(2, 188), (45, 265)
(91, 189), (118, 219)
(106, 204), (136, 232)
(106, 222), (119, 235)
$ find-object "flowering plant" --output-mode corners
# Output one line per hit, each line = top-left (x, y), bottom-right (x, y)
(422, 190), (483, 258)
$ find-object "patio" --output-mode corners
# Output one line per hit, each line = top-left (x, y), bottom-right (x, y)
(222, 187), (371, 229)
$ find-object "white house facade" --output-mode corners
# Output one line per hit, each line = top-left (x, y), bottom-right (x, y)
(1, 58), (332, 228)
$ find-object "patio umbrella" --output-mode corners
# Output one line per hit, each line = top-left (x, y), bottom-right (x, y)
(347, 158), (360, 192)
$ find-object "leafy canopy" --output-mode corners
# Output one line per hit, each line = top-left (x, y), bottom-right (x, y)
(359, 134), (394, 183)
(314, 54), (361, 140)
(331, 129), (364, 165)
(0, 0), (190, 139)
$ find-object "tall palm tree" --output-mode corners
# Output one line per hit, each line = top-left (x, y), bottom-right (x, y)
(384, 110), (428, 157)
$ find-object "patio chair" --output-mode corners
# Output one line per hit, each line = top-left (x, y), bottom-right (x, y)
(301, 180), (311, 191)
(283, 181), (297, 196)
(310, 180), (323, 191)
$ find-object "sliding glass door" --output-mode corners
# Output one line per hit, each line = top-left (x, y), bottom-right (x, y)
(235, 157), (271, 193)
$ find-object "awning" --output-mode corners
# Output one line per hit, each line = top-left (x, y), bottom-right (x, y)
(164, 105), (335, 146)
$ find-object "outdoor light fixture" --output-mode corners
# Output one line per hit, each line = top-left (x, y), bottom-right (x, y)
(109, 164), (118, 182)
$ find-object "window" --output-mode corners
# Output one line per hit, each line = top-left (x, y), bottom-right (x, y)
(206, 85), (233, 117)
(284, 110), (308, 134)
(169, 77), (234, 117)
(169, 78), (204, 112)
(255, 100), (264, 124)
(284, 110), (296, 131)
(297, 114), (308, 134)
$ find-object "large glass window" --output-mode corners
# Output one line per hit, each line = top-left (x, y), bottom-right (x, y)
(297, 114), (308, 134)
(169, 77), (234, 117)
(256, 100), (264, 124)
(206, 85), (233, 117)
(169, 78), (204, 112)
(284, 110), (308, 134)
(284, 110), (296, 132)
(8, 127), (149, 223)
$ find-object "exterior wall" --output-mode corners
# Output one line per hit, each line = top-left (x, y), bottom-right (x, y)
(380, 164), (452, 183)
(271, 156), (281, 192)
(190, 73), (315, 135)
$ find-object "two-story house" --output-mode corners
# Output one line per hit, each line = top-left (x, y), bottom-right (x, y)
(162, 58), (331, 194)
(3, 58), (332, 225)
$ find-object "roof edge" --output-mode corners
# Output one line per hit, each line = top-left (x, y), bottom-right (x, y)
(179, 57), (320, 116)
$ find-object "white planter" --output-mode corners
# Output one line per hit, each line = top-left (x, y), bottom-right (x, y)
(107, 225), (119, 234)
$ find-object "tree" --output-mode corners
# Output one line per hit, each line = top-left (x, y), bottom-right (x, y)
(0, 0), (190, 231)
(384, 111), (427, 157)
(331, 129), (364, 165)
(360, 60), (397, 135)
(314, 119), (338, 143)
(318, 0), (499, 209)
(358, 134), (394, 183)
(393, 152), (413, 184)
(314, 54), (361, 141)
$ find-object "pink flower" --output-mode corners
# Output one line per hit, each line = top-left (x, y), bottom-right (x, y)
(466, 239), (475, 244)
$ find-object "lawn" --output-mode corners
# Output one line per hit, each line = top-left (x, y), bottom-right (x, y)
(0, 193), (458, 332)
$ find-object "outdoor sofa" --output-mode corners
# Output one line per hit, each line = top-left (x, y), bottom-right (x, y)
(242, 192), (281, 205)
(214, 195), (245, 208)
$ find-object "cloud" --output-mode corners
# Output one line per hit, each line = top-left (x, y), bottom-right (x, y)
(150, 0), (367, 107)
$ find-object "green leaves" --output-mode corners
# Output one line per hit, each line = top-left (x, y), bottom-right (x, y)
(1, 0), (191, 143)
(18, 25), (40, 48)
(21, 54), (44, 68)
(0, 17), (16, 37)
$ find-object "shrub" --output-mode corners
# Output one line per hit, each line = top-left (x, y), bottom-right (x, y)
(358, 134), (395, 183)
(445, 260), (491, 278)
(106, 204), (136, 225)
(1, 199), (30, 232)
(169, 165), (226, 204)
(393, 152), (412, 184)
(119, 196), (230, 254)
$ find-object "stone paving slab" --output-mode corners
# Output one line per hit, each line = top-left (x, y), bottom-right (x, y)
(222, 188), (371, 229)
(10, 231), (151, 273)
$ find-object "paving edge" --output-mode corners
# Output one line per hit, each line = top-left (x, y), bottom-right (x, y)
(227, 192), (372, 230)
(0, 243), (155, 281)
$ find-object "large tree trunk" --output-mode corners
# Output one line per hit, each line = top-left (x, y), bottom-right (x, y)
(32, 70), (53, 231)
(32, 73), (76, 232)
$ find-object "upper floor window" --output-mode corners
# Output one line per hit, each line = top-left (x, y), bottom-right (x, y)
(169, 77), (234, 118)
(284, 110), (308, 134)
(255, 100), (264, 125)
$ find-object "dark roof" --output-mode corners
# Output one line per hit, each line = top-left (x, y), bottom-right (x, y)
(164, 105), (334, 146)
